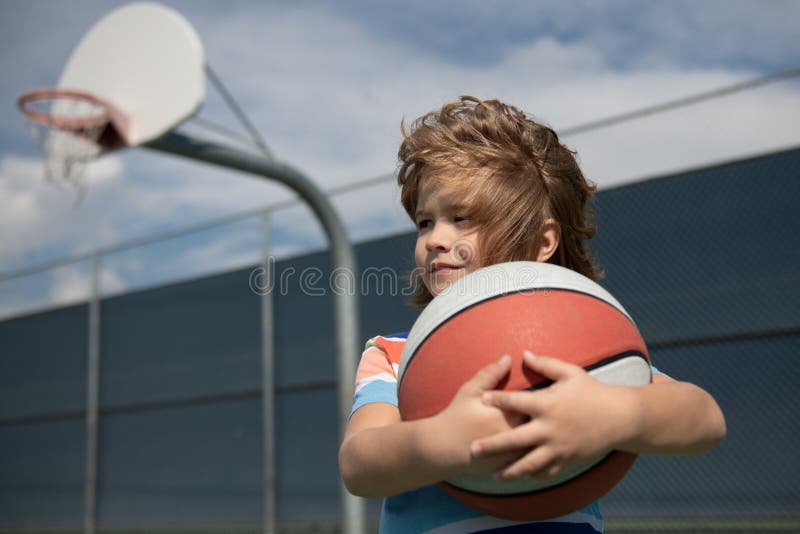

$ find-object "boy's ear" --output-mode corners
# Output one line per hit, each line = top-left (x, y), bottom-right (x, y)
(536, 219), (560, 262)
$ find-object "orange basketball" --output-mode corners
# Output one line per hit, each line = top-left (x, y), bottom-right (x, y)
(397, 261), (651, 520)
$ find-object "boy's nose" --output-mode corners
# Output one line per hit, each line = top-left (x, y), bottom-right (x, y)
(426, 222), (453, 251)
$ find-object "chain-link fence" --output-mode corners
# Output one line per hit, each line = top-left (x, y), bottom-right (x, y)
(1, 147), (798, 532)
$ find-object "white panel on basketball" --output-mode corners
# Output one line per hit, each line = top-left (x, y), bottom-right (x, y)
(447, 452), (605, 495)
(588, 355), (652, 387)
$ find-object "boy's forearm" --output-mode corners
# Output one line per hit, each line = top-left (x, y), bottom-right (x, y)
(617, 380), (726, 455)
(339, 416), (458, 498)
(340, 357), (521, 498)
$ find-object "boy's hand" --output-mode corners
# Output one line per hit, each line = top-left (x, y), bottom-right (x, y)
(470, 351), (638, 482)
(430, 355), (527, 476)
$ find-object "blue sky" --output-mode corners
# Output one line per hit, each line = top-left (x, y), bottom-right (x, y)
(1, 0), (799, 318)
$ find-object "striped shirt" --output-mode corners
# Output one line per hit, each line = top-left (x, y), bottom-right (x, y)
(351, 333), (606, 534)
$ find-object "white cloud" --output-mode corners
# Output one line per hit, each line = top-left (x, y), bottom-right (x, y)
(0, 152), (127, 267)
(50, 264), (90, 303)
(100, 265), (127, 294)
(566, 81), (800, 187)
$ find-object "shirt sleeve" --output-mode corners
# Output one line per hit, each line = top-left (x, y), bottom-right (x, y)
(349, 338), (399, 417)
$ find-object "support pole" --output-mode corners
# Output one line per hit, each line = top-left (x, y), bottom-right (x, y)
(144, 132), (366, 534)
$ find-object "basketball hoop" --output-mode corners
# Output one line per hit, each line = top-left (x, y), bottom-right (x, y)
(17, 88), (131, 188)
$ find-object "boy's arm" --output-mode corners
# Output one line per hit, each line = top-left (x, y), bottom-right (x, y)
(339, 356), (523, 498)
(612, 373), (726, 455)
(339, 403), (449, 498)
(471, 352), (726, 482)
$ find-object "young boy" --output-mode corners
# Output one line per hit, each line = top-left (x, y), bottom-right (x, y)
(339, 96), (726, 533)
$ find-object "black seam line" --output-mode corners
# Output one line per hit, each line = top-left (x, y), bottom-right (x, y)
(0, 380), (336, 427)
(524, 350), (648, 392)
(402, 287), (633, 384)
(441, 450), (620, 497)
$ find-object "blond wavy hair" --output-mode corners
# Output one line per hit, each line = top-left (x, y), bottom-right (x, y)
(398, 96), (600, 306)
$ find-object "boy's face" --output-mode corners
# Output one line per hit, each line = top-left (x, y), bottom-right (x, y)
(414, 179), (482, 297)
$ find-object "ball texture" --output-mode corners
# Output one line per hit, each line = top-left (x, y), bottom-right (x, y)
(398, 262), (651, 520)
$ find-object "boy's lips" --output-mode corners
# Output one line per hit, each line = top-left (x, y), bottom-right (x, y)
(429, 262), (463, 274)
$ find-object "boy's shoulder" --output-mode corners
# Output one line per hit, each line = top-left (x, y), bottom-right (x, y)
(364, 331), (409, 350)
(364, 332), (409, 364)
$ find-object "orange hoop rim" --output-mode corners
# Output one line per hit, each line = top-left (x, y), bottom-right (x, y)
(18, 87), (132, 149)
(17, 88), (114, 131)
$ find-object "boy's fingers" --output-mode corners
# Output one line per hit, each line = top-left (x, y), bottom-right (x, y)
(523, 350), (580, 381)
(471, 423), (541, 458)
(494, 446), (555, 482)
(467, 355), (512, 390)
(481, 390), (539, 414)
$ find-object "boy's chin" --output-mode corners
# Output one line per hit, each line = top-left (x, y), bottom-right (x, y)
(426, 271), (467, 296)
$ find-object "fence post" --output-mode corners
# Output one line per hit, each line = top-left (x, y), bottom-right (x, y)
(84, 254), (101, 534)
(260, 211), (277, 533)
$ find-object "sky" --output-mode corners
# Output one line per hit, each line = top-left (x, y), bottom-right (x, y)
(1, 0), (799, 318)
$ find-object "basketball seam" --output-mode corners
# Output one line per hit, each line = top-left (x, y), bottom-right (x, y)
(523, 350), (649, 392)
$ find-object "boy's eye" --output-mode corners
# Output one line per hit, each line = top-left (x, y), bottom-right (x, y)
(416, 219), (432, 230)
(454, 216), (470, 224)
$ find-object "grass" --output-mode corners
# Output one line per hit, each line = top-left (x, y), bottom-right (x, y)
(605, 518), (800, 533)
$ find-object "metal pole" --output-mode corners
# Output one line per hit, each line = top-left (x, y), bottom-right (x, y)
(84, 254), (101, 534)
(260, 211), (277, 534)
(144, 132), (366, 534)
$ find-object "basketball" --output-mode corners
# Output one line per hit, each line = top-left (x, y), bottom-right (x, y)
(397, 261), (652, 520)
